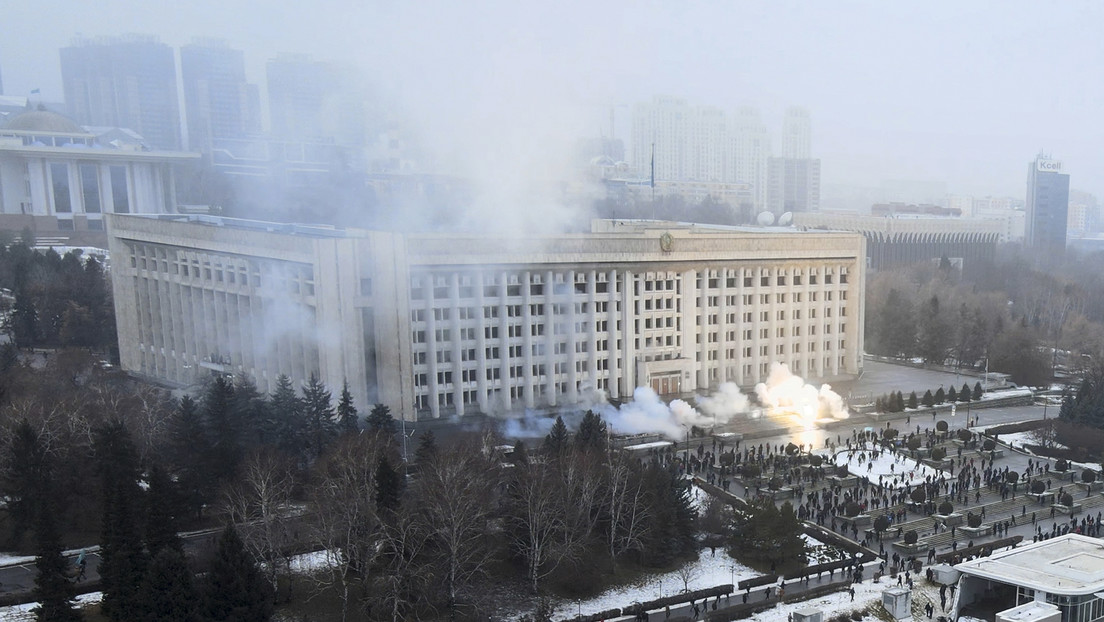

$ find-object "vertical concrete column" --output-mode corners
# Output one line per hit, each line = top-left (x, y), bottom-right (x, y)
(621, 270), (635, 392)
(607, 269), (620, 399)
(544, 270), (556, 406)
(587, 269), (598, 390)
(449, 273), (464, 417)
(522, 271), (535, 409)
(566, 270), (578, 402)
(474, 272), (488, 412)
(497, 272), (511, 411)
(424, 274), (440, 419)
(718, 268), (729, 382)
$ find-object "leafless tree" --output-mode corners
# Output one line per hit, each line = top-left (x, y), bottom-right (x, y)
(1029, 419), (1059, 451)
(306, 433), (387, 622)
(368, 506), (434, 622)
(505, 463), (587, 593)
(414, 445), (497, 615)
(221, 447), (296, 596)
(675, 559), (700, 593)
(604, 454), (652, 568)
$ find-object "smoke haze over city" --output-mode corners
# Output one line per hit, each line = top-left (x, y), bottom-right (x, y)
(3, 0), (1104, 201)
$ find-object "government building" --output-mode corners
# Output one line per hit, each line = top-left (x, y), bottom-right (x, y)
(107, 215), (866, 421)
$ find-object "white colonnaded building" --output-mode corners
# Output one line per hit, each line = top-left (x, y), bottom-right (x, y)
(107, 215), (866, 421)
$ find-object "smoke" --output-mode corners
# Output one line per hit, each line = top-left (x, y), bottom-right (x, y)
(754, 362), (849, 421)
(497, 361), (849, 440)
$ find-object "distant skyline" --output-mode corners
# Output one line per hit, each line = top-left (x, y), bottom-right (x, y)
(2, 0), (1102, 201)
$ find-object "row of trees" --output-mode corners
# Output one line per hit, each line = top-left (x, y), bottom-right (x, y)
(875, 382), (985, 413)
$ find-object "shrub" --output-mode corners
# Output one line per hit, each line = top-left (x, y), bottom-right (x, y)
(785, 443), (799, 456)
(982, 439), (996, 451)
(1056, 459), (1069, 472)
(1083, 470), (1097, 484)
(882, 428), (898, 440)
(874, 515), (890, 533)
(938, 501), (953, 515)
(903, 530), (918, 545)
(931, 447), (946, 461)
(845, 501), (861, 517)
(957, 429), (972, 442)
(910, 487), (926, 504)
(907, 436), (922, 451)
(967, 512), (982, 528)
(768, 477), (782, 490)
(809, 455), (824, 467)
(1031, 480), (1046, 494)
(720, 452), (735, 467)
(742, 464), (761, 479)
(1006, 471), (1019, 484)
(936, 420), (948, 432)
(1061, 492), (1074, 507)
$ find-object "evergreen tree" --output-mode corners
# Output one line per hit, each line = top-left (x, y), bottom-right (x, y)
(232, 375), (271, 448)
(935, 387), (946, 404)
(166, 396), (211, 518)
(145, 464), (183, 556)
(202, 375), (241, 482)
(95, 421), (148, 622)
(512, 440), (530, 466)
(542, 416), (570, 457)
(366, 403), (395, 436)
(640, 465), (695, 565)
(375, 455), (403, 516)
(895, 391), (905, 412)
(141, 548), (198, 622)
(948, 386), (957, 402)
(336, 380), (359, 435)
(24, 422), (82, 622)
(908, 391), (918, 410)
(300, 374), (337, 461)
(875, 288), (915, 357)
(201, 526), (273, 622)
(11, 290), (38, 347)
(728, 498), (807, 568)
(3, 420), (49, 548)
(973, 382), (983, 401)
(960, 383), (971, 402)
(414, 430), (438, 465)
(922, 389), (935, 407)
(575, 410), (608, 453)
(269, 374), (303, 453)
(917, 295), (951, 365)
(1059, 394), (1075, 420)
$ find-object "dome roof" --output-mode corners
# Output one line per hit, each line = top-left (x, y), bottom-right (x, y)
(3, 110), (84, 134)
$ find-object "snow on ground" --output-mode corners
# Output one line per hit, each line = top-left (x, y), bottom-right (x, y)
(971, 419), (1036, 433)
(0, 592), (102, 621)
(550, 550), (756, 620)
(0, 554), (32, 566)
(831, 443), (943, 487)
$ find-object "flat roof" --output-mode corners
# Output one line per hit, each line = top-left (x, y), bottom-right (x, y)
(956, 534), (1104, 596)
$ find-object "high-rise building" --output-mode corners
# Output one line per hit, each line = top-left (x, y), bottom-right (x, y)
(767, 157), (821, 214)
(180, 39), (260, 152)
(781, 106), (811, 159)
(266, 54), (367, 145)
(59, 35), (182, 150)
(1025, 153), (1070, 254)
(632, 97), (771, 210)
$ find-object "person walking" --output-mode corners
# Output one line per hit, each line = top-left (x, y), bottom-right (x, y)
(849, 586), (856, 602)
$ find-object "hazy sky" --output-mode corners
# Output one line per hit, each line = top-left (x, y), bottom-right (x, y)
(3, 0), (1102, 199)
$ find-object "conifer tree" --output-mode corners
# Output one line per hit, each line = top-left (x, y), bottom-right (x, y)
(201, 526), (272, 622)
(575, 410), (608, 453)
(922, 389), (935, 407)
(166, 396), (211, 518)
(202, 375), (240, 481)
(336, 380), (359, 435)
(141, 548), (198, 622)
(908, 391), (918, 410)
(542, 416), (570, 457)
(367, 403), (396, 436)
(375, 455), (403, 516)
(26, 421), (82, 622)
(948, 386), (957, 402)
(512, 440), (530, 466)
(269, 374), (303, 453)
(960, 382), (972, 402)
(300, 374), (337, 460)
(973, 381), (983, 401)
(145, 464), (183, 556)
(95, 421), (148, 622)
(3, 420), (49, 548)
(415, 429), (438, 464)
(935, 387), (946, 404)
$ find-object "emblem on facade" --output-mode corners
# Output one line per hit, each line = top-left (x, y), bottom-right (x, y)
(660, 232), (673, 252)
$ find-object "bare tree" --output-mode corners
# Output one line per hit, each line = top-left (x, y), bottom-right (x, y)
(414, 445), (497, 616)
(675, 559), (700, 593)
(368, 506), (433, 622)
(1029, 419), (1059, 451)
(221, 447), (296, 596)
(604, 454), (652, 568)
(505, 463), (586, 593)
(307, 434), (387, 622)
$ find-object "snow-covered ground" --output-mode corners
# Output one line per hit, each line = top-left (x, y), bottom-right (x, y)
(830, 443), (943, 486)
(0, 592), (102, 621)
(0, 554), (33, 566)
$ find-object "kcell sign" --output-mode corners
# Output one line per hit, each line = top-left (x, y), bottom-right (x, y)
(1037, 159), (1064, 173)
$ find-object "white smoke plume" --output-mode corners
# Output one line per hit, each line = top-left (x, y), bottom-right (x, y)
(754, 362), (849, 421)
(695, 382), (752, 424)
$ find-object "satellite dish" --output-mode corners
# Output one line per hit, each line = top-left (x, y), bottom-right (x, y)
(779, 212), (794, 226)
(756, 211), (776, 226)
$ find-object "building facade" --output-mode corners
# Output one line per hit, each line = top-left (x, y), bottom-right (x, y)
(781, 106), (811, 159)
(108, 215), (866, 421)
(0, 110), (197, 243)
(60, 35), (182, 150)
(794, 212), (1003, 273)
(266, 55), (367, 145)
(1026, 154), (1070, 255)
(767, 157), (821, 215)
(180, 40), (261, 152)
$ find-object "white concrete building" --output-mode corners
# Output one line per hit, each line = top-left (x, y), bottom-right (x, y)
(955, 534), (1104, 621)
(781, 106), (811, 159)
(107, 215), (866, 421)
(0, 109), (198, 243)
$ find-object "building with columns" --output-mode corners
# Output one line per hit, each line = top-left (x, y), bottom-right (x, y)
(107, 214), (866, 421)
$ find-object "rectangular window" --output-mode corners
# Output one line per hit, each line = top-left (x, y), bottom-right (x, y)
(109, 166), (129, 213)
(51, 163), (70, 213)
(80, 164), (100, 213)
